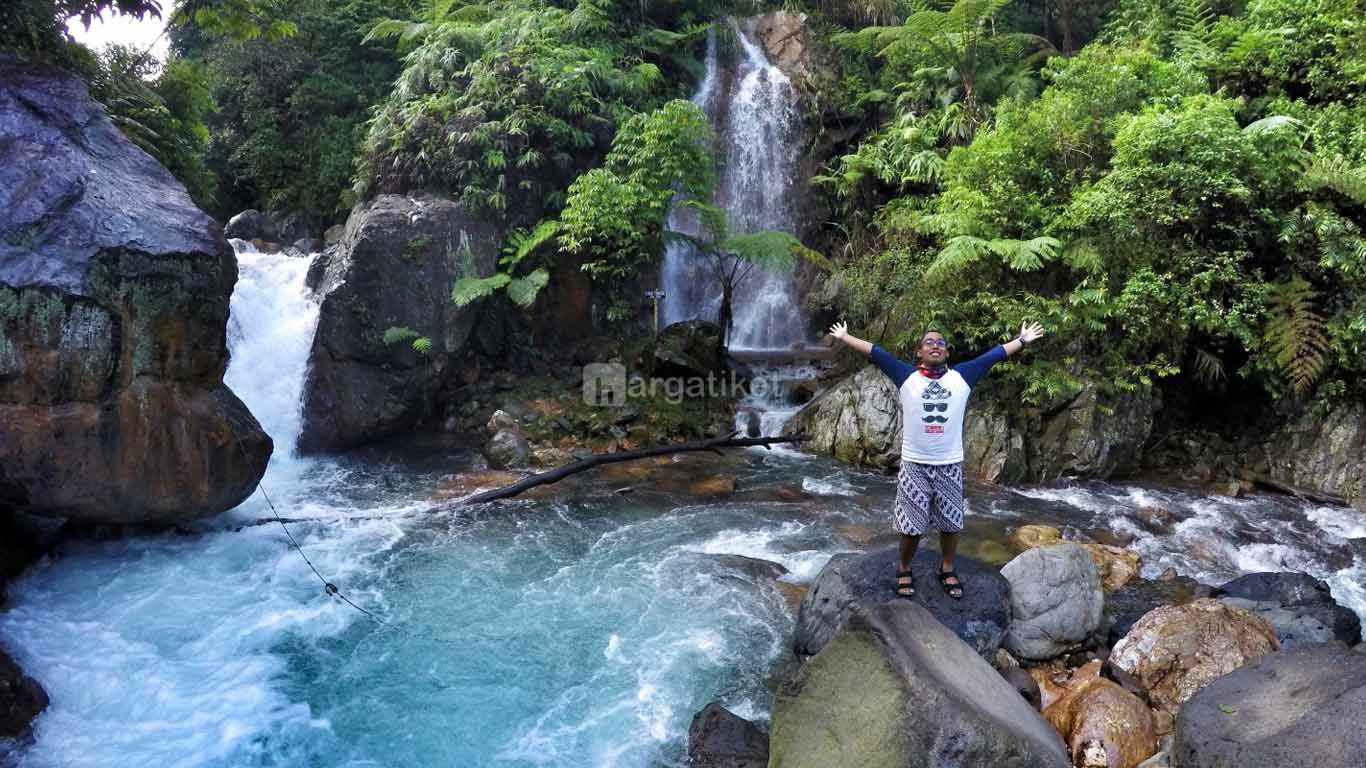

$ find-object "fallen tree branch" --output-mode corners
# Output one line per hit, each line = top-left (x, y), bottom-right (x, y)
(458, 433), (803, 505)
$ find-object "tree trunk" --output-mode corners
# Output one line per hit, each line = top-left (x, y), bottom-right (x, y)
(1060, 0), (1076, 54)
(717, 283), (734, 363)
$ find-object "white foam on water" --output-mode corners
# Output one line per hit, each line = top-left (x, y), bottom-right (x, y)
(1009, 486), (1114, 513)
(801, 475), (856, 496)
(1306, 505), (1366, 540)
(688, 521), (837, 582)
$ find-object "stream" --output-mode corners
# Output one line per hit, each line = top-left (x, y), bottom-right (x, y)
(2, 256), (1365, 768)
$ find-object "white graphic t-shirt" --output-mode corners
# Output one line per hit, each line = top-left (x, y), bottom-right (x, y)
(869, 344), (1007, 465)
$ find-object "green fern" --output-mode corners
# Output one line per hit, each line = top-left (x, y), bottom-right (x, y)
(451, 273), (511, 307)
(382, 326), (422, 346)
(501, 220), (560, 268)
(505, 268), (550, 307)
(926, 235), (1060, 279)
(383, 326), (433, 355)
(1304, 154), (1366, 205)
(1264, 277), (1329, 396)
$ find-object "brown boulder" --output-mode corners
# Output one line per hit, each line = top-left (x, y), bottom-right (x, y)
(0, 55), (270, 524)
(1109, 599), (1279, 715)
(1044, 675), (1158, 768)
(1008, 524), (1063, 552)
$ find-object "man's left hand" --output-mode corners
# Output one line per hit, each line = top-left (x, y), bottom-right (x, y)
(1019, 321), (1045, 345)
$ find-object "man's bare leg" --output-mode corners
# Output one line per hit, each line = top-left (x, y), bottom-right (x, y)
(938, 531), (963, 597)
(896, 533), (920, 597)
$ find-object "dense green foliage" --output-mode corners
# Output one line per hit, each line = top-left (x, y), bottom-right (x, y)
(356, 0), (717, 220)
(170, 0), (412, 221)
(821, 0), (1366, 406)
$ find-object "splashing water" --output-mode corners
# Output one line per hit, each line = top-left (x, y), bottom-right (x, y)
(5, 252), (1366, 767)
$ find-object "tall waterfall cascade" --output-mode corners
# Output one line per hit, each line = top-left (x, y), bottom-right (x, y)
(224, 239), (322, 474)
(660, 21), (808, 352)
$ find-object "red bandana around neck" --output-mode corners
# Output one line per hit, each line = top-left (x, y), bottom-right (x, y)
(918, 364), (948, 379)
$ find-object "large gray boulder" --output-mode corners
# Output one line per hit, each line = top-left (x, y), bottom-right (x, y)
(782, 366), (901, 471)
(1173, 643), (1366, 767)
(299, 194), (499, 452)
(0, 53), (271, 524)
(1214, 571), (1361, 649)
(770, 602), (1070, 768)
(1000, 543), (1104, 660)
(688, 702), (769, 768)
(795, 547), (1011, 659)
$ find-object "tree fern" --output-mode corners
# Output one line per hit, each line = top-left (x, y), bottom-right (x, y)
(1304, 154), (1366, 205)
(501, 219), (560, 267)
(505, 268), (550, 307)
(451, 273), (511, 307)
(1264, 277), (1329, 396)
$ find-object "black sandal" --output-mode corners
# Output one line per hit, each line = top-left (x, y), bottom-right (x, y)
(937, 569), (964, 599)
(895, 569), (915, 599)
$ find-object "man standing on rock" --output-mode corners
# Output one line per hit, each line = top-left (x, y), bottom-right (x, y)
(828, 321), (1045, 599)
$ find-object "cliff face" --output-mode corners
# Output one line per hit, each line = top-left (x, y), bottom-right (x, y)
(0, 54), (271, 525)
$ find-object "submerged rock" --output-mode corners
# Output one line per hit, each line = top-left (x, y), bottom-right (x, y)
(1109, 598), (1279, 715)
(794, 547), (1011, 659)
(1174, 643), (1366, 767)
(1213, 571), (1361, 649)
(688, 702), (769, 768)
(299, 194), (499, 452)
(0, 53), (271, 524)
(1001, 543), (1105, 661)
(770, 602), (1070, 768)
(0, 647), (48, 738)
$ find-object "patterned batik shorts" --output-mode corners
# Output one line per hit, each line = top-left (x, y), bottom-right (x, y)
(892, 461), (966, 536)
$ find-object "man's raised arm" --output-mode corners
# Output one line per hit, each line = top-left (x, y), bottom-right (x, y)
(829, 321), (914, 388)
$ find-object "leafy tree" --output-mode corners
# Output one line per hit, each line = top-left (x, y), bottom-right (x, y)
(172, 0), (413, 221)
(558, 99), (714, 279)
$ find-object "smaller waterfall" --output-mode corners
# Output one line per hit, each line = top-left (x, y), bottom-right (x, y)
(660, 21), (808, 351)
(721, 23), (804, 351)
(223, 239), (321, 473)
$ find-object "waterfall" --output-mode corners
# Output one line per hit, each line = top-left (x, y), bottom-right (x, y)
(223, 239), (321, 472)
(660, 21), (807, 351)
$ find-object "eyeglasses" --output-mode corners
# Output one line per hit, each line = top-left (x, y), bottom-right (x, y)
(921, 339), (947, 349)
(922, 403), (947, 412)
